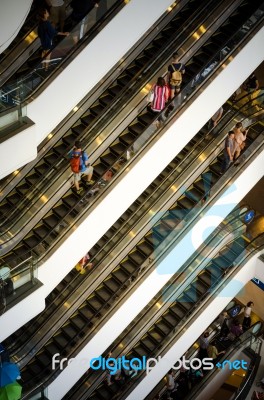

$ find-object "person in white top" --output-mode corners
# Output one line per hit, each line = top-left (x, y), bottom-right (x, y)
(233, 122), (248, 161)
(243, 301), (254, 330)
(46, 0), (66, 31)
(166, 369), (177, 399)
(208, 106), (224, 130)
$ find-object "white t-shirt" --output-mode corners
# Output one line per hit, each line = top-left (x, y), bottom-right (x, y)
(167, 374), (175, 390)
(212, 107), (223, 121)
(244, 306), (252, 317)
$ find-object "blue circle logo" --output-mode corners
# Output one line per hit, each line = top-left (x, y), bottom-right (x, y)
(244, 210), (255, 224)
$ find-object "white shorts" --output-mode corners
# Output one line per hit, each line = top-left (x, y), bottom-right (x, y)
(73, 166), (93, 182)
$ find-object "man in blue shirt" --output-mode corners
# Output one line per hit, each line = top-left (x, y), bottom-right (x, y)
(70, 140), (94, 194)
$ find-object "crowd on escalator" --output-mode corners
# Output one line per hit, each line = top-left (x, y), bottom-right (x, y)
(159, 301), (257, 400)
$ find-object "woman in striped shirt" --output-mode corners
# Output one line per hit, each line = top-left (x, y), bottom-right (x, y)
(149, 77), (169, 127)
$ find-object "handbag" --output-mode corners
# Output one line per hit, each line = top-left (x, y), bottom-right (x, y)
(147, 89), (154, 103)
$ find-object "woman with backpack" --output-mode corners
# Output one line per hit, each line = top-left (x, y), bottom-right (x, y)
(148, 77), (169, 128)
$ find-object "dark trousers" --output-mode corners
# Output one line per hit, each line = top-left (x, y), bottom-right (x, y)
(221, 152), (231, 173)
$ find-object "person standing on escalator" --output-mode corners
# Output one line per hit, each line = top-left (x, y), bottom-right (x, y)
(71, 0), (100, 23)
(233, 122), (248, 163)
(45, 0), (66, 32)
(220, 131), (235, 174)
(69, 140), (94, 194)
(38, 8), (69, 70)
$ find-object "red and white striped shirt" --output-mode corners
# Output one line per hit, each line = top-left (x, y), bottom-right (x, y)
(151, 84), (169, 112)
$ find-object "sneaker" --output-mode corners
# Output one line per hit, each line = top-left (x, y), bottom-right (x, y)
(76, 188), (84, 195)
(86, 180), (95, 185)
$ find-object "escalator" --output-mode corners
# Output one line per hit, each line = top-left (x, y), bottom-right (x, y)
(60, 219), (264, 399)
(16, 207), (249, 395)
(11, 115), (263, 396)
(4, 97), (262, 359)
(0, 0), (225, 208)
(0, 0), (125, 111)
(1, 0), (262, 269)
(0, 0), (205, 195)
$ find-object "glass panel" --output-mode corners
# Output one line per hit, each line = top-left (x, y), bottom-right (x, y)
(0, 253), (38, 315)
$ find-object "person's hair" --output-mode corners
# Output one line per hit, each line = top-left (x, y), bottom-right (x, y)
(247, 301), (254, 307)
(172, 52), (179, 60)
(75, 140), (82, 149)
(157, 77), (166, 87)
(204, 331), (209, 338)
(192, 360), (200, 368)
(38, 8), (48, 19)
(236, 122), (243, 128)
(228, 130), (235, 136)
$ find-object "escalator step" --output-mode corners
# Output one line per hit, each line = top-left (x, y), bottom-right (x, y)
(34, 224), (50, 239)
(110, 142), (127, 157)
(128, 121), (146, 136)
(25, 172), (42, 185)
(104, 277), (120, 293)
(108, 84), (123, 96)
(87, 294), (104, 311)
(53, 203), (69, 218)
(72, 123), (87, 136)
(135, 53), (150, 67)
(71, 314), (87, 330)
(155, 319), (171, 336)
(119, 131), (137, 146)
(99, 93), (114, 107)
(138, 112), (156, 126)
(34, 162), (50, 175)
(100, 152), (116, 167)
(62, 131), (79, 146)
(62, 193), (79, 208)
(54, 143), (67, 156)
(53, 333), (68, 349)
(23, 235), (39, 248)
(43, 213), (60, 229)
(16, 181), (31, 195)
(120, 259), (136, 275)
(44, 153), (58, 166)
(61, 324), (78, 339)
(126, 62), (142, 76)
(137, 241), (153, 257)
(177, 195), (195, 210)
(117, 73), (131, 87)
(185, 187), (203, 203)
(6, 192), (22, 205)
(112, 268), (129, 284)
(128, 250), (145, 266)
(79, 305), (94, 320)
